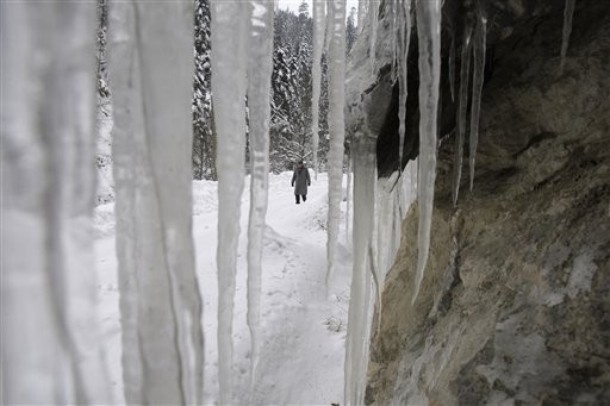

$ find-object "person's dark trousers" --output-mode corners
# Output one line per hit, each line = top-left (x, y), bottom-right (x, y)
(295, 194), (307, 204)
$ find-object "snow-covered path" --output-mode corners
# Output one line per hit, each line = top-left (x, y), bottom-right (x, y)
(94, 172), (352, 404)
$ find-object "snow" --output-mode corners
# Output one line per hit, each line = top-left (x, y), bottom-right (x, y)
(94, 173), (352, 404)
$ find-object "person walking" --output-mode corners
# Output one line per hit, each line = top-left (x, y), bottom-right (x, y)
(291, 160), (311, 204)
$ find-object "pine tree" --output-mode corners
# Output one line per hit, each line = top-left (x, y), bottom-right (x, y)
(192, 0), (216, 180)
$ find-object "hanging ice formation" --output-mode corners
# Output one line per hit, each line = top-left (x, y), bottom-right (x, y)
(326, 0), (347, 285)
(325, 0), (334, 52)
(358, 0), (367, 34)
(451, 16), (473, 206)
(346, 151), (353, 243)
(109, 2), (204, 404)
(560, 0), (576, 73)
(1, 2), (111, 403)
(344, 134), (377, 406)
(449, 28), (456, 102)
(469, 12), (487, 191)
(246, 0), (274, 395)
(369, 0), (379, 72)
(390, 0), (399, 80)
(312, 0), (326, 179)
(211, 0), (250, 403)
(397, 0), (412, 172)
(413, 0), (442, 302)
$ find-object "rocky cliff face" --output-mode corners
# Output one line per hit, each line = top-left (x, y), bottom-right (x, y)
(346, 0), (610, 404)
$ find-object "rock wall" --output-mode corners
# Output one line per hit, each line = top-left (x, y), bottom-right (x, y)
(349, 0), (610, 404)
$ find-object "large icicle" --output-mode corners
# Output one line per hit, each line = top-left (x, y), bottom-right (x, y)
(368, 0), (379, 72)
(326, 0), (347, 285)
(344, 134), (376, 406)
(312, 0), (326, 179)
(1, 2), (110, 403)
(210, 1), (249, 404)
(560, 0), (576, 73)
(246, 0), (274, 395)
(397, 0), (412, 172)
(469, 14), (487, 191)
(109, 2), (204, 403)
(413, 0), (442, 303)
(451, 17), (473, 206)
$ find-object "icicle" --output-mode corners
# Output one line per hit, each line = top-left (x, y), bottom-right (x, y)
(211, 1), (249, 403)
(391, 0), (399, 80)
(109, 2), (205, 404)
(344, 134), (376, 406)
(2, 2), (111, 403)
(246, 0), (274, 396)
(325, 0), (334, 53)
(397, 0), (412, 173)
(449, 27), (456, 102)
(345, 150), (352, 243)
(325, 0), (347, 286)
(413, 0), (442, 303)
(559, 0), (576, 73)
(451, 16), (473, 206)
(469, 15), (487, 191)
(368, 0), (378, 73)
(312, 0), (326, 179)
(357, 0), (367, 34)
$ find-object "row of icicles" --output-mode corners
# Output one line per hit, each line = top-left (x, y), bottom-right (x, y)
(216, 0), (577, 403)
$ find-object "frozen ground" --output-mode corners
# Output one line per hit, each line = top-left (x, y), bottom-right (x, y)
(94, 172), (352, 404)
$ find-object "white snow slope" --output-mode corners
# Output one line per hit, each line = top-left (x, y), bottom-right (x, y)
(94, 172), (352, 404)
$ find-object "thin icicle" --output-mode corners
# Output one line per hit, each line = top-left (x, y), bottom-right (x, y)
(397, 0), (412, 172)
(390, 0), (399, 80)
(210, 1), (249, 403)
(413, 0), (442, 303)
(451, 16), (473, 206)
(559, 0), (576, 73)
(325, 0), (347, 286)
(312, 0), (326, 179)
(345, 150), (352, 243)
(468, 15), (487, 191)
(344, 134), (376, 406)
(357, 0), (367, 34)
(246, 0), (274, 396)
(369, 0), (378, 73)
(325, 0), (333, 53)
(448, 27), (456, 102)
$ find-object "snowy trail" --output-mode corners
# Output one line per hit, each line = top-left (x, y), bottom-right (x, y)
(94, 172), (351, 404)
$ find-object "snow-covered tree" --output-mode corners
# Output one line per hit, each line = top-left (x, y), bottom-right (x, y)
(269, 6), (330, 172)
(193, 0), (216, 180)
